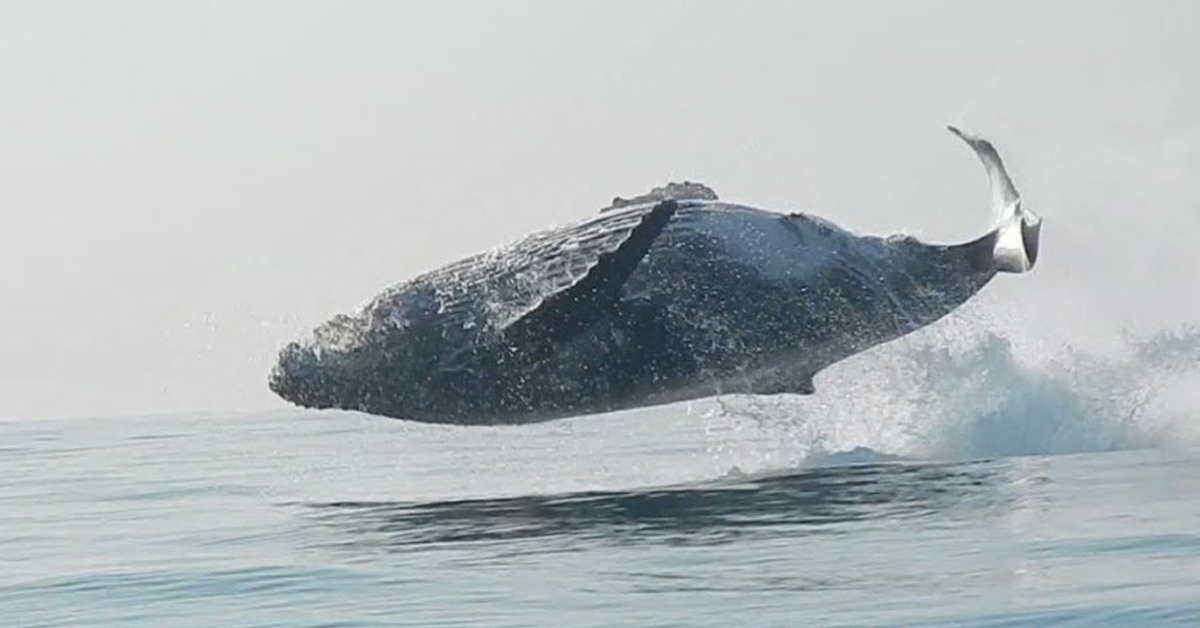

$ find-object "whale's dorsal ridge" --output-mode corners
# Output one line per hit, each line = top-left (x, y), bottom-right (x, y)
(603, 181), (718, 212)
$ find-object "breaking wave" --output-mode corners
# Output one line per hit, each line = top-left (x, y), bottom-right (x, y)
(699, 325), (1200, 472)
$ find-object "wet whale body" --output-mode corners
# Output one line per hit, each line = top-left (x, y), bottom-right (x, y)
(269, 127), (1042, 425)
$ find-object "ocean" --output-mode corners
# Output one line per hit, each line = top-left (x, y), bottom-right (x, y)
(2, 330), (1199, 627)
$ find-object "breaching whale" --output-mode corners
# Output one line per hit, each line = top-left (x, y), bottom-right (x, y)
(269, 126), (1042, 425)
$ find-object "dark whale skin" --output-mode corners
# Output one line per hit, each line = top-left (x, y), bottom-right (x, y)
(269, 199), (997, 425)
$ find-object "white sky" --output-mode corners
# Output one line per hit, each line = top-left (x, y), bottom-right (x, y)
(1, 0), (1197, 420)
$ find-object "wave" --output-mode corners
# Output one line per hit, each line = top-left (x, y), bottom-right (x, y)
(903, 326), (1199, 459)
(696, 325), (1200, 472)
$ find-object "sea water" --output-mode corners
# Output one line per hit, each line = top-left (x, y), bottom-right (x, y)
(2, 330), (1198, 627)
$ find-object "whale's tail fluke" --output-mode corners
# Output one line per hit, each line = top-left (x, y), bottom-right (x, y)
(949, 125), (1042, 274)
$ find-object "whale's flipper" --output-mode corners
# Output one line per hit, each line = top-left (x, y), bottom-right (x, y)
(503, 200), (677, 349)
(427, 199), (678, 370)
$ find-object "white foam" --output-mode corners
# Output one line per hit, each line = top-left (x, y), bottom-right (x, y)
(697, 322), (1200, 473)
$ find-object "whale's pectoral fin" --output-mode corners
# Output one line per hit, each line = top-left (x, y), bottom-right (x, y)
(501, 199), (678, 353)
(433, 199), (678, 373)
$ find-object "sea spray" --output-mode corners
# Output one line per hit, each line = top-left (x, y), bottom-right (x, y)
(701, 326), (1200, 471)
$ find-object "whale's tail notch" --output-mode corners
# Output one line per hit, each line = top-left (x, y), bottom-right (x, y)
(949, 125), (1042, 274)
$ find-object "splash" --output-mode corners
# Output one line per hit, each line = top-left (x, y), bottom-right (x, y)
(902, 327), (1199, 459)
(701, 325), (1200, 470)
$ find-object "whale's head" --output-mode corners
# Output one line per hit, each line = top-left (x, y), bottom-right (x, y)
(268, 319), (363, 412)
(269, 342), (327, 407)
(267, 310), (411, 415)
(268, 289), (457, 419)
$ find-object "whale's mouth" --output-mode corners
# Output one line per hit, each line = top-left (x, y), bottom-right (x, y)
(269, 342), (339, 410)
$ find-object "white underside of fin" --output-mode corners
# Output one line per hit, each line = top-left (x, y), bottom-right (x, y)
(949, 126), (1042, 274)
(992, 201), (1042, 273)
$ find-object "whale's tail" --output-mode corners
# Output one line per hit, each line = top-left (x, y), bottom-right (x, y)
(949, 125), (1042, 274)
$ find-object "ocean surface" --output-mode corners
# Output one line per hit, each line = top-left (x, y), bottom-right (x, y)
(3, 331), (1199, 627)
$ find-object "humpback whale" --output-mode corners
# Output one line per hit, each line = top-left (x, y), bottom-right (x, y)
(269, 127), (1042, 425)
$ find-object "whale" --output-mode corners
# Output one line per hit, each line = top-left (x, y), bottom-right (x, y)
(269, 126), (1042, 425)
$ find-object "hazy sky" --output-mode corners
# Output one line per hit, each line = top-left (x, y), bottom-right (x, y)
(1, 1), (1196, 420)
